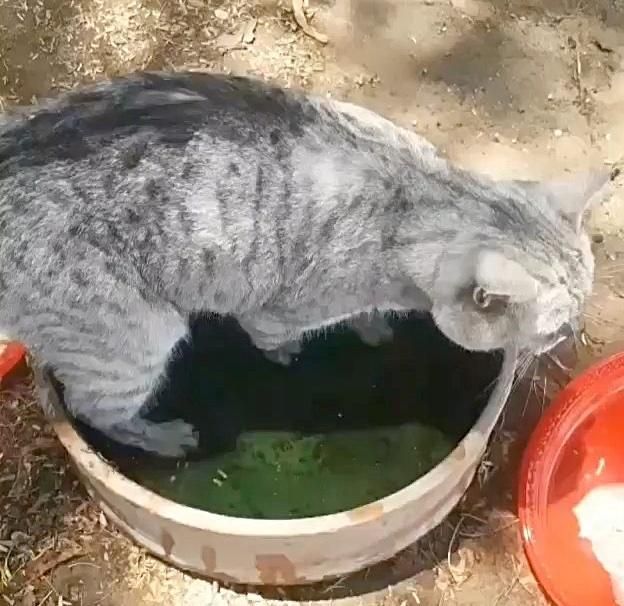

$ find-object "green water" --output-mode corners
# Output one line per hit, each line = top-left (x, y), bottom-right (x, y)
(138, 425), (454, 518)
(86, 313), (501, 520)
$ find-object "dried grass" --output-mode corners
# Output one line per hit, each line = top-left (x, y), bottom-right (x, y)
(0, 375), (89, 603)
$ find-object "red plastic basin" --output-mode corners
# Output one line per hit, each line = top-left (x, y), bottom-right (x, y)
(519, 352), (624, 606)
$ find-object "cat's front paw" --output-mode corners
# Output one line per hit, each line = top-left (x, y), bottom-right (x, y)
(262, 340), (302, 366)
(112, 418), (199, 458)
(350, 313), (394, 346)
(142, 420), (199, 457)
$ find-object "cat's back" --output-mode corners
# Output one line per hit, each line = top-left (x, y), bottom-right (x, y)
(0, 72), (313, 182)
(0, 72), (441, 260)
(0, 71), (329, 256)
(0, 71), (437, 187)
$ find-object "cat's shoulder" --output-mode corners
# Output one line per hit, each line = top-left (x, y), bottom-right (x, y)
(323, 97), (441, 158)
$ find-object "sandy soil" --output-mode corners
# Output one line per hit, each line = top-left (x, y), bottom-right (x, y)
(1, 0), (624, 604)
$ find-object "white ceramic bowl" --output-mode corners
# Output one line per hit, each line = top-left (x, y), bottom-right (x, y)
(38, 350), (516, 585)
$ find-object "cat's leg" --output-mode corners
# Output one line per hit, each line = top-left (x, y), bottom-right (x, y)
(262, 340), (303, 365)
(70, 307), (196, 457)
(349, 311), (394, 346)
(237, 313), (302, 365)
(30, 296), (197, 457)
(349, 285), (432, 346)
(240, 309), (394, 361)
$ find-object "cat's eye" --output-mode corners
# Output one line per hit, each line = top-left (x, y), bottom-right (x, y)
(472, 287), (510, 312)
(472, 286), (491, 309)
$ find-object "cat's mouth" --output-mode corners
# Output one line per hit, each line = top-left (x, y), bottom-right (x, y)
(533, 322), (576, 355)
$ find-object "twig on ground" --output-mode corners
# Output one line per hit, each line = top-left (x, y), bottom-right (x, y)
(446, 517), (463, 583)
(23, 544), (83, 583)
(291, 0), (328, 44)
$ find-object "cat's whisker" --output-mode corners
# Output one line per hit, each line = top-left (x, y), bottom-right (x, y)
(526, 356), (560, 414)
(475, 349), (528, 402)
(585, 298), (620, 310)
(571, 325), (582, 352)
(521, 360), (540, 417)
(541, 374), (548, 413)
(583, 313), (624, 328)
(511, 357), (527, 388)
(595, 271), (624, 279)
(491, 351), (532, 432)
(545, 351), (572, 377)
(596, 262), (624, 271)
(475, 372), (502, 400)
(509, 352), (536, 404)
(514, 355), (533, 385)
(538, 351), (571, 391)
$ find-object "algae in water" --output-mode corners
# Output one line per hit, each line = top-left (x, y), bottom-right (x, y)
(139, 423), (454, 519)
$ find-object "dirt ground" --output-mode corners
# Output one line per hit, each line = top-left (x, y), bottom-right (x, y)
(1, 0), (624, 604)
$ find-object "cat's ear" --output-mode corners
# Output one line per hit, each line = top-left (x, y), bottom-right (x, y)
(514, 170), (611, 232)
(475, 250), (538, 302)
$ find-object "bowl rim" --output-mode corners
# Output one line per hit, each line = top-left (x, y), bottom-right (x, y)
(42, 348), (517, 538)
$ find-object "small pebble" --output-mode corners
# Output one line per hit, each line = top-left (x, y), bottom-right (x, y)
(553, 129), (563, 137)
(214, 8), (228, 20)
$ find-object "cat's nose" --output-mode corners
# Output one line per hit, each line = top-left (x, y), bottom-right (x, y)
(539, 322), (576, 354)
(559, 321), (576, 340)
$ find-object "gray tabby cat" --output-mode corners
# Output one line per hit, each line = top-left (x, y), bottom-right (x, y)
(0, 72), (609, 456)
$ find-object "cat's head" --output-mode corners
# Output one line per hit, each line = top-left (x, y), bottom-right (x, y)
(429, 170), (611, 354)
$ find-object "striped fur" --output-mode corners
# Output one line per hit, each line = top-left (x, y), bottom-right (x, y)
(0, 72), (608, 455)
